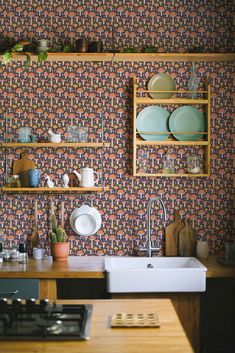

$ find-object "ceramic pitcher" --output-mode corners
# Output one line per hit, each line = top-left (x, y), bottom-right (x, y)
(73, 168), (99, 187)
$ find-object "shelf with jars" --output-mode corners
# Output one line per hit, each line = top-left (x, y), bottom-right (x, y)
(132, 76), (211, 177)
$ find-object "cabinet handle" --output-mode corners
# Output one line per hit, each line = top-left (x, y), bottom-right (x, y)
(0, 290), (19, 297)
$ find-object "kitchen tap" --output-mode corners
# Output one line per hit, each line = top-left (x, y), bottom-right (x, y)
(139, 197), (167, 257)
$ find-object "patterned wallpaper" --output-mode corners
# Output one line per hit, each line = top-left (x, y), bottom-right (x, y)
(0, 0), (234, 256)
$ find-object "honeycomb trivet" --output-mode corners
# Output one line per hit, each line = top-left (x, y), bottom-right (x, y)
(111, 313), (160, 328)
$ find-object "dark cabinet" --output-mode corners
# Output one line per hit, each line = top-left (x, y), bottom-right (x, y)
(0, 279), (38, 299)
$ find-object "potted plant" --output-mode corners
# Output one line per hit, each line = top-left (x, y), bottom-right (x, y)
(48, 213), (69, 262)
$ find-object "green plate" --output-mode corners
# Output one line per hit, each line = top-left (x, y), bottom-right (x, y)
(169, 106), (206, 141)
(148, 73), (176, 99)
(136, 106), (170, 141)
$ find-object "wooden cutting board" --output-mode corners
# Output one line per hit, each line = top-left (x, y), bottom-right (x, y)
(165, 210), (184, 256)
(12, 153), (36, 175)
(31, 200), (40, 248)
(178, 220), (196, 256)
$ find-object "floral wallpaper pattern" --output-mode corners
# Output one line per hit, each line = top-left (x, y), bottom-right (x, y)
(0, 0), (234, 255)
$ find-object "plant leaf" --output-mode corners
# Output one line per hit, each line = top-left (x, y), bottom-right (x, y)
(38, 51), (48, 63)
(2, 51), (12, 64)
(63, 45), (72, 53)
(11, 44), (24, 52)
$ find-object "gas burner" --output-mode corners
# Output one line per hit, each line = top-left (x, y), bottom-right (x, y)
(36, 317), (63, 335)
(0, 299), (92, 341)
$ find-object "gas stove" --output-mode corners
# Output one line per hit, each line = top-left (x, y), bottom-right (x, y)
(0, 298), (92, 340)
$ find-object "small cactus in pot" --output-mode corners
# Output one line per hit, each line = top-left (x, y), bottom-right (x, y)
(49, 213), (69, 262)
(49, 214), (68, 243)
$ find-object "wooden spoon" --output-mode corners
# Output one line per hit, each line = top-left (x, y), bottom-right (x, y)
(31, 200), (39, 248)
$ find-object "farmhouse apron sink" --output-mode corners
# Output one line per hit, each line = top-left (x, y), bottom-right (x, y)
(105, 257), (207, 293)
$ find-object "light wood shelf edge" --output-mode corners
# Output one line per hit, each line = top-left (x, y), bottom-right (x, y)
(136, 138), (209, 146)
(1, 142), (110, 148)
(1, 52), (234, 63)
(114, 52), (235, 62)
(1, 187), (109, 192)
(134, 173), (209, 177)
(136, 98), (209, 104)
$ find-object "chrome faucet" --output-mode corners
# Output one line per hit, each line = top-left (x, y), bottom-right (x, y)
(140, 197), (167, 257)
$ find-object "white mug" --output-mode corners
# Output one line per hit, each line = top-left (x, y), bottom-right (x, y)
(33, 247), (44, 260)
(73, 168), (99, 187)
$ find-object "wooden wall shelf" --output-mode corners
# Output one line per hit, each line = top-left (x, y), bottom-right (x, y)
(1, 142), (110, 148)
(2, 52), (234, 63)
(2, 187), (109, 193)
(134, 173), (209, 177)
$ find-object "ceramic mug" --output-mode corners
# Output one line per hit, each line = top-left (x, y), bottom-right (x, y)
(196, 240), (209, 260)
(33, 247), (44, 260)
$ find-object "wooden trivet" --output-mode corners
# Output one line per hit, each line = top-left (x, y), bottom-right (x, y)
(111, 313), (160, 328)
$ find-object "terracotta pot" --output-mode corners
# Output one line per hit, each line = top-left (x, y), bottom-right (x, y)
(51, 242), (70, 262)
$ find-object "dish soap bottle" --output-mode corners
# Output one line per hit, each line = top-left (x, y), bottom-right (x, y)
(188, 63), (199, 99)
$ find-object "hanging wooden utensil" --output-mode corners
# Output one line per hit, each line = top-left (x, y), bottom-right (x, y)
(31, 200), (40, 248)
(165, 210), (184, 256)
(61, 201), (65, 229)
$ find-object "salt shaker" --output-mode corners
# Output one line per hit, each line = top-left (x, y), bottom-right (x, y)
(19, 243), (28, 264)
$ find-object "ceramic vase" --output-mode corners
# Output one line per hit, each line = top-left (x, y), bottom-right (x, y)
(196, 240), (209, 260)
(29, 169), (41, 187)
(51, 242), (70, 262)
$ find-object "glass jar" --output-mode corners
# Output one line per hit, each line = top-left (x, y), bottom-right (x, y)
(187, 154), (201, 174)
(163, 153), (175, 174)
(6, 175), (21, 188)
(137, 150), (149, 173)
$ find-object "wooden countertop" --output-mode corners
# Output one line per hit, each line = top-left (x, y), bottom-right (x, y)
(0, 256), (234, 279)
(0, 256), (105, 279)
(201, 256), (235, 278)
(0, 299), (193, 353)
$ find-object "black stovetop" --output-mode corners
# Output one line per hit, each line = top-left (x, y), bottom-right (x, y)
(0, 299), (92, 340)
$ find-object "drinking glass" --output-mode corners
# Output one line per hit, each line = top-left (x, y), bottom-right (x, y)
(137, 150), (149, 173)
(18, 127), (31, 143)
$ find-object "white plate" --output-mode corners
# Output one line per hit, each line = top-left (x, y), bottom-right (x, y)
(70, 205), (102, 236)
(148, 73), (176, 99)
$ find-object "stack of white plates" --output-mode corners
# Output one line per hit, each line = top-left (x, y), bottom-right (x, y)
(70, 205), (102, 236)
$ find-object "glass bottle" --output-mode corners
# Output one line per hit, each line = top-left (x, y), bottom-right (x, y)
(0, 243), (3, 263)
(188, 63), (199, 99)
(19, 243), (28, 264)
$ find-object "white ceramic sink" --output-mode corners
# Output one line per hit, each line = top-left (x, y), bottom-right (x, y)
(105, 257), (207, 293)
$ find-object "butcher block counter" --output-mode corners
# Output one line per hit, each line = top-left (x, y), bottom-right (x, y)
(0, 299), (193, 353)
(0, 256), (234, 300)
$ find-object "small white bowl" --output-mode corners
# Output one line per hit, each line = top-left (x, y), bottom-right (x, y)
(49, 135), (61, 143)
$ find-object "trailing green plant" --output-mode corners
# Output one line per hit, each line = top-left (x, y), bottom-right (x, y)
(48, 213), (67, 243)
(2, 43), (24, 64)
(37, 51), (48, 63)
(144, 45), (157, 53)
